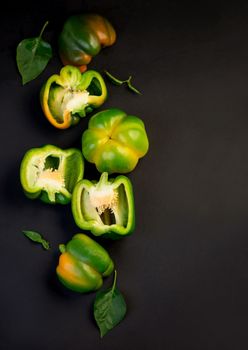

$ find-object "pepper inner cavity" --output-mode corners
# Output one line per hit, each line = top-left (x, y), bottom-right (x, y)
(34, 155), (65, 190)
(44, 155), (60, 170)
(48, 83), (89, 122)
(81, 184), (128, 227)
(90, 184), (118, 224)
(86, 77), (102, 96)
(100, 208), (116, 225)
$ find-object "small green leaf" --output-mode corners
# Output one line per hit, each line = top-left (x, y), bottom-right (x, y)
(22, 230), (50, 250)
(93, 270), (127, 337)
(16, 21), (52, 84)
(41, 240), (50, 250)
(104, 70), (142, 94)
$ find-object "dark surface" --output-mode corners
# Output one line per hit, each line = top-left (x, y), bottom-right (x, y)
(1, 0), (248, 349)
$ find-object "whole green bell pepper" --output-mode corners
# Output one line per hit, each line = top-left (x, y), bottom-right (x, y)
(56, 233), (114, 293)
(40, 65), (107, 129)
(71, 172), (135, 239)
(58, 14), (116, 72)
(20, 145), (84, 204)
(81, 108), (149, 174)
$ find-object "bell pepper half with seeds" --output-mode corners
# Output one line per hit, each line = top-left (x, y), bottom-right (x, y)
(57, 233), (114, 293)
(71, 172), (135, 239)
(40, 65), (107, 129)
(20, 145), (84, 204)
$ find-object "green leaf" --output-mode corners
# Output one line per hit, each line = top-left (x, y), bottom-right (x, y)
(22, 230), (50, 250)
(16, 21), (52, 84)
(93, 270), (127, 337)
(104, 70), (142, 95)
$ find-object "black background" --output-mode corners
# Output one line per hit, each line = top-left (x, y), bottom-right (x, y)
(1, 0), (248, 349)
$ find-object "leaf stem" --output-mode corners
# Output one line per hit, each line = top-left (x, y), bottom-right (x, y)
(104, 70), (123, 85)
(111, 270), (117, 293)
(104, 70), (142, 94)
(127, 76), (141, 95)
(39, 21), (49, 39)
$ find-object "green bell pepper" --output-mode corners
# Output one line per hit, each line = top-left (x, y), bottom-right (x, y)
(40, 65), (107, 129)
(20, 145), (84, 204)
(81, 108), (149, 174)
(56, 233), (114, 293)
(71, 172), (135, 239)
(58, 14), (116, 72)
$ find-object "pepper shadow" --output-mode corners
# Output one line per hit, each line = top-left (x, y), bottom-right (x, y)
(1, 162), (25, 207)
(1, 161), (52, 215)
(25, 84), (59, 136)
(57, 204), (81, 241)
(56, 162), (99, 241)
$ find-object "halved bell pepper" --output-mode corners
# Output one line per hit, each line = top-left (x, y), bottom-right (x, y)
(71, 172), (135, 239)
(40, 65), (107, 129)
(56, 233), (114, 293)
(58, 14), (116, 72)
(20, 145), (84, 204)
(82, 108), (149, 174)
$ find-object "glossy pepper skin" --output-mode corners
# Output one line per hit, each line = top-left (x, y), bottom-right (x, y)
(82, 108), (149, 174)
(58, 14), (116, 72)
(56, 233), (114, 293)
(72, 172), (135, 239)
(40, 65), (107, 129)
(20, 145), (84, 204)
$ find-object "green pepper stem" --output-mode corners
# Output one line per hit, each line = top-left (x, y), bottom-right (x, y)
(97, 172), (109, 189)
(59, 244), (66, 253)
(39, 21), (49, 39)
